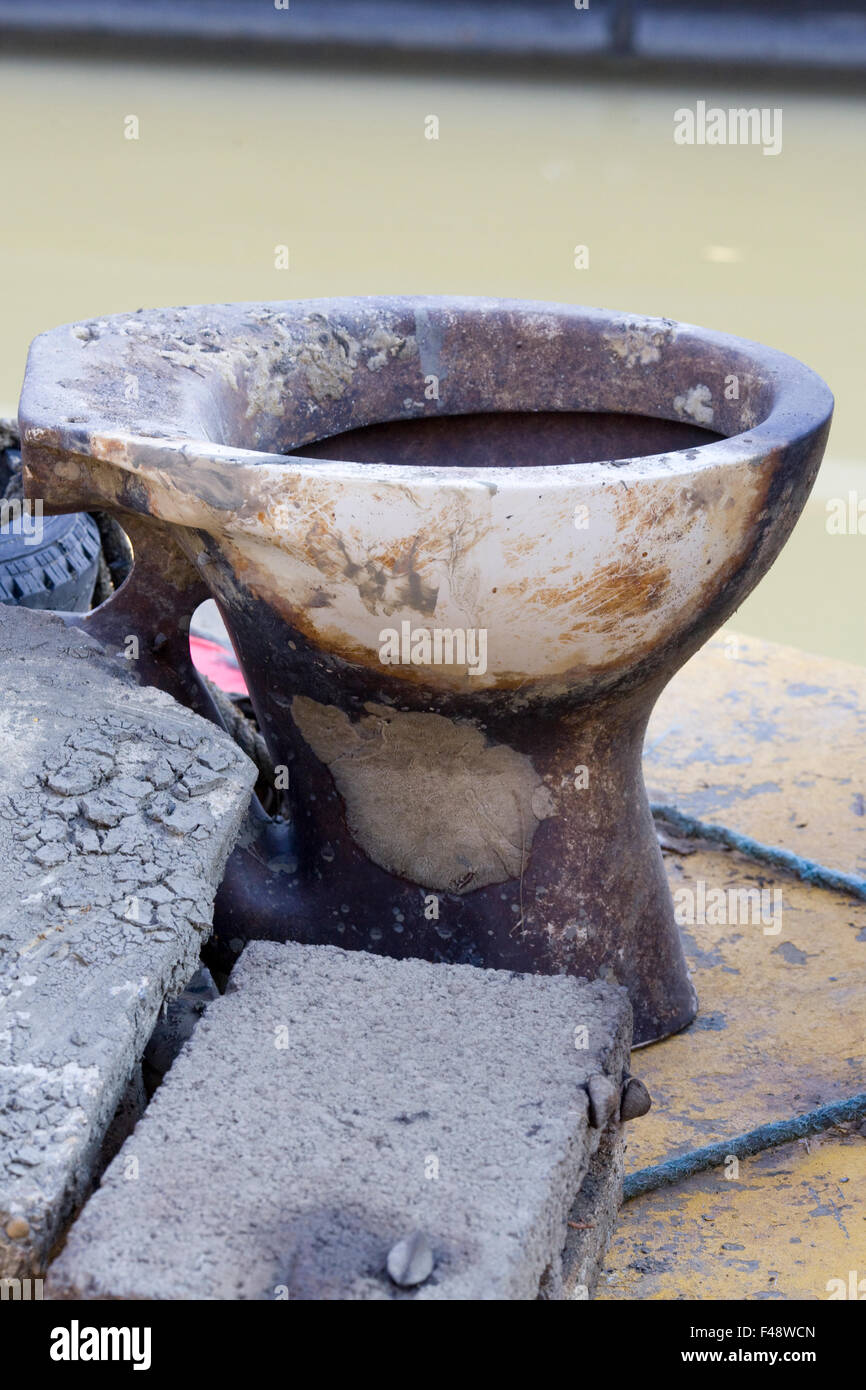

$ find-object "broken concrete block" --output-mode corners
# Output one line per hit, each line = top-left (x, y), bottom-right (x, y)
(0, 605), (256, 1278)
(47, 941), (631, 1300)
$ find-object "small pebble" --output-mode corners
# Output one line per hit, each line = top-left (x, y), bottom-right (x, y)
(620, 1076), (652, 1122)
(386, 1231), (434, 1288)
(586, 1074), (618, 1129)
(5, 1217), (29, 1240)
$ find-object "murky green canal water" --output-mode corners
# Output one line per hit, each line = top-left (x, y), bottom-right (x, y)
(1, 56), (863, 662)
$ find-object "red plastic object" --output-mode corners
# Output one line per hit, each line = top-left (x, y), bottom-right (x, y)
(189, 634), (248, 696)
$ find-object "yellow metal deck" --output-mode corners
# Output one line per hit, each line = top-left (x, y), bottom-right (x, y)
(601, 631), (866, 1300)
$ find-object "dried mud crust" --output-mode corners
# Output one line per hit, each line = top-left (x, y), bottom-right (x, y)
(0, 604), (256, 1279)
(291, 696), (556, 893)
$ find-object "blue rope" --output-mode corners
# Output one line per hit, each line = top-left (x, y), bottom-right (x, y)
(651, 802), (866, 902)
(624, 1092), (866, 1201)
(629, 806), (866, 1197)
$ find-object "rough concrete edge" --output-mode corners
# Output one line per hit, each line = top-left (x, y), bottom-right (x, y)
(0, 607), (256, 1279)
(558, 1122), (625, 1301)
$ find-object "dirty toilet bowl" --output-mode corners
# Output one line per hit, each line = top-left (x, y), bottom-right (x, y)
(19, 297), (833, 1043)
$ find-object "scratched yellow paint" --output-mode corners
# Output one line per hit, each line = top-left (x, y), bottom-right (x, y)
(630, 632), (866, 1175)
(630, 635), (866, 1173)
(599, 1128), (865, 1300)
(624, 845), (866, 1173)
(646, 632), (866, 882)
(602, 633), (866, 1297)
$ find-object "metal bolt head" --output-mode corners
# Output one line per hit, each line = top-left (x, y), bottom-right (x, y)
(386, 1230), (434, 1288)
(586, 1073), (619, 1129)
(620, 1075), (652, 1122)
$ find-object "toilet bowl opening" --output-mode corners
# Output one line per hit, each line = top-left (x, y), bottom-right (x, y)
(292, 410), (723, 471)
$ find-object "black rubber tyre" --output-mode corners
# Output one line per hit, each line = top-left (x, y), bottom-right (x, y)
(0, 509), (102, 612)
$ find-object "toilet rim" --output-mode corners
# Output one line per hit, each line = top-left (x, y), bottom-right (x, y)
(20, 296), (834, 502)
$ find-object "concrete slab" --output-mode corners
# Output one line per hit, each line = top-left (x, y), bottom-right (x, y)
(0, 605), (256, 1278)
(47, 941), (632, 1300)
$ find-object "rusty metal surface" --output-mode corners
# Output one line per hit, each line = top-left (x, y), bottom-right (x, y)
(18, 298), (834, 1043)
